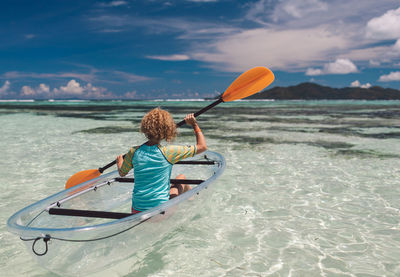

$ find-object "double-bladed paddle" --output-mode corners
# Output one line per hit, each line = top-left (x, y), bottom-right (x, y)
(65, 66), (275, 189)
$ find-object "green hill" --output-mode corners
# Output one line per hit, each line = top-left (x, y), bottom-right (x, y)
(247, 83), (400, 100)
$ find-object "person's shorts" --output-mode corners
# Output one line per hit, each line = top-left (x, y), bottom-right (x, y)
(131, 208), (141, 214)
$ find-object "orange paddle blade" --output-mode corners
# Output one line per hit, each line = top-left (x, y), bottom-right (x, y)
(222, 67), (275, 102)
(65, 169), (101, 189)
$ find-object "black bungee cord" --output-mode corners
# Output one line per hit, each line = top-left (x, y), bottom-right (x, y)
(20, 215), (154, 256)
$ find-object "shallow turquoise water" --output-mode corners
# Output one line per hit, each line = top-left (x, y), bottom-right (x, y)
(1, 100), (400, 276)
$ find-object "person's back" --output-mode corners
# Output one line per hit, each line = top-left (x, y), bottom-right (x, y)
(132, 144), (171, 211)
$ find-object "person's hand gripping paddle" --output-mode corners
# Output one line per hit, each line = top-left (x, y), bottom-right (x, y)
(65, 66), (275, 189)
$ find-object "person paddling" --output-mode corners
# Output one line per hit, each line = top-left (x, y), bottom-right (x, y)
(116, 108), (207, 214)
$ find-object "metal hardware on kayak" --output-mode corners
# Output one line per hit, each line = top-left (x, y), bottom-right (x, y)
(46, 179), (117, 210)
(46, 178), (205, 211)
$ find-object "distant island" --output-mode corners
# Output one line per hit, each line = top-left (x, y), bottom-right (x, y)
(247, 82), (400, 100)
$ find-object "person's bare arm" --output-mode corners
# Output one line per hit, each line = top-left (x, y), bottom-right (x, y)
(184, 113), (207, 154)
(116, 154), (127, 177)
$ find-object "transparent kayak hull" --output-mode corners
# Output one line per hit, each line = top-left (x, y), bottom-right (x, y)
(7, 151), (225, 276)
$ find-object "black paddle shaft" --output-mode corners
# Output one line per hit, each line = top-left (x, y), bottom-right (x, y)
(176, 98), (223, 127)
(98, 98), (223, 173)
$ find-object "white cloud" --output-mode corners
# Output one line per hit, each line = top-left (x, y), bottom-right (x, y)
(25, 34), (36, 39)
(38, 83), (50, 94)
(183, 2), (400, 72)
(187, 0), (218, 2)
(53, 80), (113, 98)
(89, 14), (239, 39)
(323, 59), (358, 74)
(247, 0), (398, 29)
(110, 71), (151, 83)
(379, 71), (400, 81)
(191, 1), (400, 71)
(99, 29), (123, 33)
(3, 71), (95, 83)
(88, 1), (400, 73)
(21, 86), (35, 96)
(0, 80), (10, 94)
(20, 83), (51, 97)
(146, 54), (190, 61)
(366, 7), (400, 39)
(59, 80), (84, 94)
(273, 0), (328, 20)
(84, 83), (113, 98)
(192, 27), (350, 71)
(306, 59), (358, 75)
(16, 80), (113, 99)
(305, 68), (323, 76)
(369, 60), (381, 66)
(350, 80), (372, 88)
(394, 39), (400, 51)
(340, 44), (400, 65)
(124, 90), (137, 99)
(109, 1), (127, 6)
(99, 1), (128, 7)
(2, 68), (151, 85)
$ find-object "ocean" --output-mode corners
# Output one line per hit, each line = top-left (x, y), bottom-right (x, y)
(1, 100), (400, 276)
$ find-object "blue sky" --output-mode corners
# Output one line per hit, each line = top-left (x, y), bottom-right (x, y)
(1, 0), (400, 99)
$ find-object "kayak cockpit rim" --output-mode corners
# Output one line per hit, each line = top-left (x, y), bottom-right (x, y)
(45, 160), (216, 211)
(46, 178), (205, 219)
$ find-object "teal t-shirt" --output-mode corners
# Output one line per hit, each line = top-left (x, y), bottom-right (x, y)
(119, 144), (197, 211)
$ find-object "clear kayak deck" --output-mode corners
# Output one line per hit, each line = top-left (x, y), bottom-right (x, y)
(7, 151), (225, 276)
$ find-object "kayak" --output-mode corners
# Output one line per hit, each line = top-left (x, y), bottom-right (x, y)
(7, 150), (225, 276)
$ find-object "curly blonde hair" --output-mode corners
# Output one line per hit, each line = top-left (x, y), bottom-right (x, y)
(140, 107), (177, 142)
